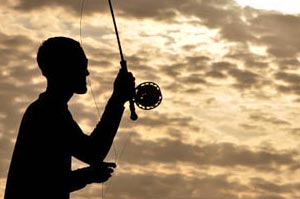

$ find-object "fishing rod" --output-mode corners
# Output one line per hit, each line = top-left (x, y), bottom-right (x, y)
(108, 0), (162, 120)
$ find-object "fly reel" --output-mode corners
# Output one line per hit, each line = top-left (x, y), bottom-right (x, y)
(134, 82), (162, 110)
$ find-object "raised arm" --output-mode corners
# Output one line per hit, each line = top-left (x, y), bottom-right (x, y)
(72, 68), (135, 164)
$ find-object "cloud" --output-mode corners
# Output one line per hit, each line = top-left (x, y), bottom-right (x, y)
(250, 177), (300, 195)
(133, 113), (193, 128)
(0, 133), (14, 178)
(13, 0), (101, 15)
(13, 0), (180, 20)
(249, 112), (291, 126)
(106, 172), (244, 199)
(0, 33), (43, 130)
(274, 71), (300, 95)
(13, 0), (243, 26)
(250, 13), (300, 58)
(12, 0), (300, 61)
(114, 132), (297, 171)
(0, 32), (35, 66)
(0, 33), (43, 178)
(275, 72), (300, 85)
(2, 1), (300, 199)
(71, 166), (300, 199)
(205, 60), (269, 91)
(228, 67), (264, 89)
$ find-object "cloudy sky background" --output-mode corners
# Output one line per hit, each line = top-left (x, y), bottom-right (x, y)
(1, 0), (300, 198)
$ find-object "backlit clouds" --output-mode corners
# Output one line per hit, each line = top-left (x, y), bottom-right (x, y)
(1, 0), (300, 198)
(114, 132), (297, 170)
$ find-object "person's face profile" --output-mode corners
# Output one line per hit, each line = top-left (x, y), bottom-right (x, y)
(58, 48), (90, 94)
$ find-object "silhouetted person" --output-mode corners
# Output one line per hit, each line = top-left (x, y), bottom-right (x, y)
(5, 37), (135, 199)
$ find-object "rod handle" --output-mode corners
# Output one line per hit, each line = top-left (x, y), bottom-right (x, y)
(120, 60), (138, 121)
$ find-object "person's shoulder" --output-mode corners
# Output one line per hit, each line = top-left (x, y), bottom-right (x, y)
(22, 96), (43, 116)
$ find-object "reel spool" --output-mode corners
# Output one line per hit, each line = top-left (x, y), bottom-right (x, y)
(134, 82), (162, 110)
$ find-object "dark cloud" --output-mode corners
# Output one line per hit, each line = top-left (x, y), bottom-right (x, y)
(13, 0), (244, 29)
(219, 19), (255, 43)
(288, 128), (300, 137)
(205, 60), (268, 90)
(13, 0), (300, 62)
(275, 71), (300, 85)
(274, 72), (300, 95)
(185, 55), (211, 71)
(206, 70), (227, 79)
(226, 48), (270, 70)
(206, 61), (233, 79)
(13, 0), (180, 20)
(250, 13), (300, 58)
(250, 177), (300, 194)
(278, 58), (300, 70)
(249, 112), (291, 126)
(14, 0), (104, 15)
(228, 67), (262, 89)
(161, 62), (189, 79)
(14, 0), (300, 86)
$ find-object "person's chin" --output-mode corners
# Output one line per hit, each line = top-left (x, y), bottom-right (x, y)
(75, 87), (87, 94)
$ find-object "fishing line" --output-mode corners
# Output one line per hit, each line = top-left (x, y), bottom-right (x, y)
(79, 0), (162, 197)
(79, 0), (87, 45)
(79, 0), (118, 159)
(79, 1), (120, 198)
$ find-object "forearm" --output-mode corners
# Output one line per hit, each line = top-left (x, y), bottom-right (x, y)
(71, 68), (134, 165)
(89, 94), (125, 161)
(69, 168), (88, 192)
(70, 94), (125, 165)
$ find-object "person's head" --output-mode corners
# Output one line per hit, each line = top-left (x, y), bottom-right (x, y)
(37, 37), (89, 94)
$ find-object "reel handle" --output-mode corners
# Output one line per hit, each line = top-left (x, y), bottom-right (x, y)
(129, 99), (138, 120)
(120, 60), (138, 121)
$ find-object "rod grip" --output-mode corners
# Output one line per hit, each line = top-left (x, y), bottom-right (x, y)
(120, 60), (138, 121)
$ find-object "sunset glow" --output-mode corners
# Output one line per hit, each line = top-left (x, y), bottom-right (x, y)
(1, 0), (300, 198)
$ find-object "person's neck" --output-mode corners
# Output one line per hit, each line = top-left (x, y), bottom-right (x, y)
(45, 82), (73, 104)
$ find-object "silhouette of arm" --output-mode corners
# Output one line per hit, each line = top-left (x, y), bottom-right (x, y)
(90, 96), (124, 160)
(70, 69), (134, 165)
(68, 98), (123, 191)
(69, 162), (116, 192)
(69, 97), (124, 165)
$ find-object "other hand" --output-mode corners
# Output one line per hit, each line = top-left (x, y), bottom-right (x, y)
(85, 162), (117, 184)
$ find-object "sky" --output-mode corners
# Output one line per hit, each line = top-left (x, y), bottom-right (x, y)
(1, 0), (300, 198)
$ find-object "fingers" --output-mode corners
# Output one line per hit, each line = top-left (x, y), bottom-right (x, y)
(96, 162), (116, 169)
(98, 168), (113, 181)
(119, 68), (135, 82)
(88, 162), (117, 183)
(102, 162), (117, 168)
(113, 68), (136, 103)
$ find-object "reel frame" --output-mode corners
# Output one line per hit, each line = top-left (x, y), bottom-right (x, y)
(134, 82), (162, 110)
